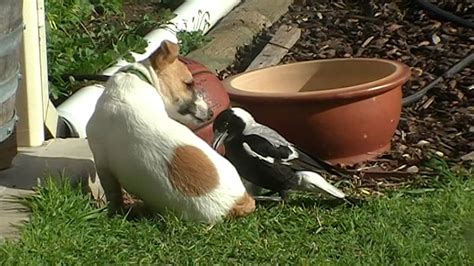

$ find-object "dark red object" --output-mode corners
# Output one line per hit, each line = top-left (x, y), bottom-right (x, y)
(180, 57), (230, 151)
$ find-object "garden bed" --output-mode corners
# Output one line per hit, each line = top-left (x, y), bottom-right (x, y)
(219, 0), (473, 192)
(46, 0), (173, 99)
(46, 0), (208, 103)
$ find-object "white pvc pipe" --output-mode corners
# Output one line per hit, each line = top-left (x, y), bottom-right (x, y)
(56, 85), (105, 137)
(57, 0), (241, 138)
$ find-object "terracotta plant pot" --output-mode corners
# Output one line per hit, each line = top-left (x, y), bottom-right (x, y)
(223, 58), (411, 165)
(180, 57), (230, 148)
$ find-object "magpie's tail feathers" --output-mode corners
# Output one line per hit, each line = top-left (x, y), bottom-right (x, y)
(296, 171), (346, 199)
(294, 147), (350, 178)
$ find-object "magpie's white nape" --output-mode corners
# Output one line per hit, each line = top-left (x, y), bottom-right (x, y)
(211, 107), (347, 201)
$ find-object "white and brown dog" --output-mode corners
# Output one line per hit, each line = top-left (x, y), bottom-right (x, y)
(86, 70), (255, 223)
(143, 40), (213, 128)
(61, 40), (212, 129)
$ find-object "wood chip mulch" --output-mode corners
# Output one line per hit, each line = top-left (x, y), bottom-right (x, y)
(219, 0), (473, 192)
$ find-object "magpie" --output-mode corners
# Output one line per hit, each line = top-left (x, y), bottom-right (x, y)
(211, 107), (346, 201)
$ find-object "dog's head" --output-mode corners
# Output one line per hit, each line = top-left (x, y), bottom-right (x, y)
(149, 40), (213, 128)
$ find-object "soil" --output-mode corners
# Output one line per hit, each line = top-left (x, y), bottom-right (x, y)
(122, 0), (163, 21)
(218, 0), (473, 192)
(112, 0), (169, 35)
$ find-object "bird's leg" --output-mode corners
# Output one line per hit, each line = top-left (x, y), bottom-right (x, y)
(262, 190), (278, 197)
(252, 190), (282, 202)
(278, 190), (289, 201)
(252, 196), (283, 202)
(252, 190), (289, 202)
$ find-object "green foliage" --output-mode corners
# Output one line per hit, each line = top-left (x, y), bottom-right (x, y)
(158, 0), (184, 9)
(45, 0), (175, 98)
(175, 8), (212, 55)
(177, 29), (211, 55)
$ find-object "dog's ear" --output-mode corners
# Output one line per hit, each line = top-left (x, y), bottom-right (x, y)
(150, 40), (179, 70)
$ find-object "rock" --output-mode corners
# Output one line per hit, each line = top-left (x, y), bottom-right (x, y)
(460, 151), (474, 161)
(406, 165), (419, 173)
(416, 140), (430, 147)
(432, 34), (441, 44)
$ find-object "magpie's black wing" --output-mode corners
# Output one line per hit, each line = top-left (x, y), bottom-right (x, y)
(289, 146), (350, 177)
(243, 122), (348, 178)
(241, 134), (293, 161)
(244, 123), (291, 148)
(240, 134), (298, 188)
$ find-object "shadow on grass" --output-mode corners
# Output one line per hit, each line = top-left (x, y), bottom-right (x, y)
(255, 193), (368, 210)
(108, 200), (162, 222)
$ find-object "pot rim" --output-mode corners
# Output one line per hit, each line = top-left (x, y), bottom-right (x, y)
(223, 58), (411, 102)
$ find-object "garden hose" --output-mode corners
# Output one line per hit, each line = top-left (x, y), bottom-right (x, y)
(415, 0), (474, 29)
(402, 52), (474, 106)
(401, 1), (473, 106)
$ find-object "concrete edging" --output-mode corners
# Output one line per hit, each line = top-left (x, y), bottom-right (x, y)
(187, 0), (293, 73)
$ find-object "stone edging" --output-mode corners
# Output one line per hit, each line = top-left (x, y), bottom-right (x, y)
(186, 0), (293, 73)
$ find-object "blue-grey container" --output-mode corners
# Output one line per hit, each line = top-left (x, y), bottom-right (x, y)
(0, 0), (22, 170)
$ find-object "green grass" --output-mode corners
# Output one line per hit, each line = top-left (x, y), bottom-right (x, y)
(1, 161), (472, 264)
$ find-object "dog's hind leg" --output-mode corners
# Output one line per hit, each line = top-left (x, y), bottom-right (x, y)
(96, 166), (123, 214)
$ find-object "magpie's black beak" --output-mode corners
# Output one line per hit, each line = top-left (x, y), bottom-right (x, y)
(212, 131), (228, 150)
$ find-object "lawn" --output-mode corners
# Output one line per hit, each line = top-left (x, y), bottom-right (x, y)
(1, 159), (472, 264)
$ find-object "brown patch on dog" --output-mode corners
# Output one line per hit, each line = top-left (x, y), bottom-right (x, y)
(167, 145), (219, 197)
(149, 40), (194, 105)
(227, 192), (256, 218)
